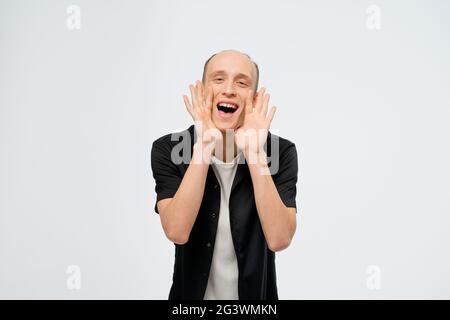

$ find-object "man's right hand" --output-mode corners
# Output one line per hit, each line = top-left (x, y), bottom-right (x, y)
(183, 80), (222, 163)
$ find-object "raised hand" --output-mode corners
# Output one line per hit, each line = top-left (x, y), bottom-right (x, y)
(235, 88), (277, 159)
(183, 80), (222, 161)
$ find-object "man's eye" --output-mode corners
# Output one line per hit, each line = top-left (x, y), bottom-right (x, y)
(237, 81), (248, 87)
(214, 78), (224, 81)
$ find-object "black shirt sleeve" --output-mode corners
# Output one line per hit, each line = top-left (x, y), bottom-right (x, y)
(150, 138), (182, 214)
(272, 143), (299, 212)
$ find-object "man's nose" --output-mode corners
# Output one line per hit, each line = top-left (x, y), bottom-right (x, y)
(222, 81), (236, 96)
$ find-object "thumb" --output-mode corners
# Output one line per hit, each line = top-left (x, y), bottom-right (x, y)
(205, 87), (214, 111)
(245, 90), (253, 114)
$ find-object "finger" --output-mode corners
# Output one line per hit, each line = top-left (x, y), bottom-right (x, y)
(245, 90), (254, 114)
(195, 81), (202, 106)
(261, 93), (270, 116)
(196, 80), (204, 107)
(183, 95), (194, 117)
(189, 84), (198, 109)
(266, 106), (277, 124)
(255, 87), (266, 113)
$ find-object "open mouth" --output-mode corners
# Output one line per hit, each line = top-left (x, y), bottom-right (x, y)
(216, 102), (239, 114)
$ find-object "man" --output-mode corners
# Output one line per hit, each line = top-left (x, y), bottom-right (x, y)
(151, 50), (298, 300)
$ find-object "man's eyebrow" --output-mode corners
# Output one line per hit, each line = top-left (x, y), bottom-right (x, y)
(209, 70), (253, 81)
(209, 70), (226, 76)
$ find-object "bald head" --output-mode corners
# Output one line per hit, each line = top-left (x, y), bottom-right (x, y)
(202, 50), (259, 91)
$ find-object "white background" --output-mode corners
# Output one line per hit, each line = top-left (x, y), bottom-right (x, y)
(1, 0), (449, 299)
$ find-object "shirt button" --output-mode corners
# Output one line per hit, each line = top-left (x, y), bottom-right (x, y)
(211, 213), (216, 218)
(213, 184), (218, 189)
(206, 242), (212, 248)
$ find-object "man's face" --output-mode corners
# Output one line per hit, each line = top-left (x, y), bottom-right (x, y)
(203, 51), (257, 132)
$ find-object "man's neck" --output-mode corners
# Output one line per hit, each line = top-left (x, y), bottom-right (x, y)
(213, 130), (238, 163)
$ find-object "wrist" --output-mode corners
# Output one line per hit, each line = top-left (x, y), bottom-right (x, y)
(244, 148), (267, 165)
(245, 149), (272, 176)
(192, 142), (214, 165)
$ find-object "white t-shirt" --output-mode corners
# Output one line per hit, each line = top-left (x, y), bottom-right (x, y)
(203, 151), (243, 300)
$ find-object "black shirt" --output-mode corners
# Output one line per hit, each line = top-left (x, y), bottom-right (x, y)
(151, 125), (299, 300)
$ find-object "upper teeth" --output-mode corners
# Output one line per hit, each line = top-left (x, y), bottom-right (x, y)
(218, 103), (237, 109)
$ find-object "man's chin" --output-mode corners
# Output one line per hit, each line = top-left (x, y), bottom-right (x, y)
(213, 121), (238, 133)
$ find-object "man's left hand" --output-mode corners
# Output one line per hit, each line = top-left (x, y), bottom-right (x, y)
(235, 88), (277, 159)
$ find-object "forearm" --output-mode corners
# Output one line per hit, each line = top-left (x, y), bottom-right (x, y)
(246, 151), (296, 251)
(162, 143), (211, 243)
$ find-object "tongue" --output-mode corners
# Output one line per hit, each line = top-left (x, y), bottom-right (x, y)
(218, 109), (234, 119)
